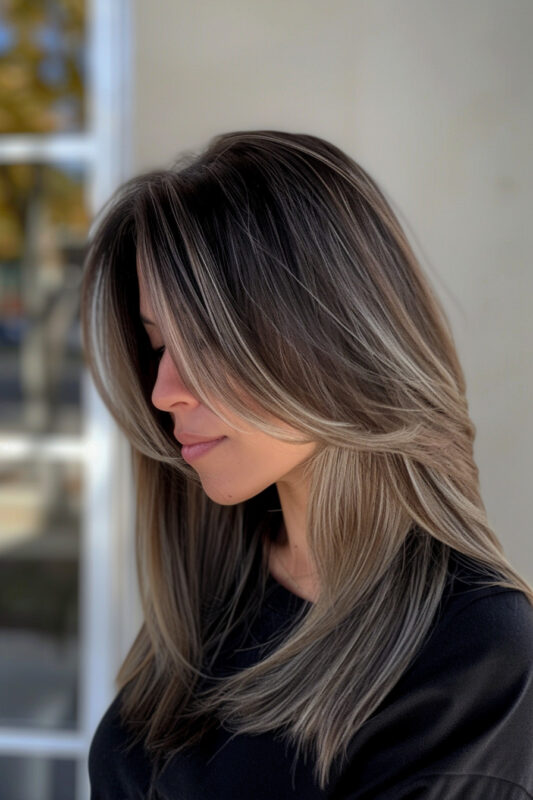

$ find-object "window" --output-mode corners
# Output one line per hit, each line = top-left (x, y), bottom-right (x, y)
(0, 1), (132, 797)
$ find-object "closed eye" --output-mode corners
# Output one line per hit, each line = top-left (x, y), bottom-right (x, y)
(153, 345), (165, 361)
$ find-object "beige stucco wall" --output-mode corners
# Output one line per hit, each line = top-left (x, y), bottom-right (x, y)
(131, 0), (532, 577)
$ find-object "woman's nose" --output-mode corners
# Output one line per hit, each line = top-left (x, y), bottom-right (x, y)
(151, 349), (200, 413)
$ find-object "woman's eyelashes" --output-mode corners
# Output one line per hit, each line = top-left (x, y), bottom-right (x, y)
(152, 345), (165, 361)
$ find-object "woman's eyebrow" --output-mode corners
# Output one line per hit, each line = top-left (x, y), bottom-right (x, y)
(140, 314), (156, 327)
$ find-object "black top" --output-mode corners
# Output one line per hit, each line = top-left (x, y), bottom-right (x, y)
(89, 553), (533, 799)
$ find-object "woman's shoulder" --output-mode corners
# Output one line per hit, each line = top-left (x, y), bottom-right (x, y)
(332, 552), (533, 799)
(88, 692), (153, 799)
(430, 550), (533, 662)
(399, 550), (533, 710)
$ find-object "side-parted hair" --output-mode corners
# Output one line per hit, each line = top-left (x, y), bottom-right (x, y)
(81, 130), (532, 789)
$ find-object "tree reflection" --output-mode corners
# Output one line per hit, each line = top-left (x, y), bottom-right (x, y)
(0, 0), (85, 134)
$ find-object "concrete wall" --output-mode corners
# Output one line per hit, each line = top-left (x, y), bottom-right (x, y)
(131, 0), (533, 577)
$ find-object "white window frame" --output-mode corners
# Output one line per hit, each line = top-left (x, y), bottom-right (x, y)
(0, 1), (134, 797)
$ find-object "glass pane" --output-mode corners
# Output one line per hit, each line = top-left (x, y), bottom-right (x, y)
(0, 755), (76, 800)
(0, 0), (86, 134)
(0, 460), (80, 730)
(0, 162), (89, 435)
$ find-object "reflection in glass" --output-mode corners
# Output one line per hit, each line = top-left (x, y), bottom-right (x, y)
(0, 0), (86, 134)
(0, 162), (89, 434)
(0, 460), (80, 730)
(0, 755), (76, 800)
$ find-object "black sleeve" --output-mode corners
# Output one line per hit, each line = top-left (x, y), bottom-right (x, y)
(332, 589), (533, 800)
(88, 692), (153, 800)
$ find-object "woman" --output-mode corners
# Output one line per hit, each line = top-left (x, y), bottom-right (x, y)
(82, 130), (533, 799)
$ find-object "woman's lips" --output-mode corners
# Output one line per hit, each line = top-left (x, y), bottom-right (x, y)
(180, 437), (226, 463)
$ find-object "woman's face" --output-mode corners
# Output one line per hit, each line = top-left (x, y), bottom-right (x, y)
(138, 270), (317, 506)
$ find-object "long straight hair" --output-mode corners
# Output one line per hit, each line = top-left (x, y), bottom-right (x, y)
(81, 130), (532, 789)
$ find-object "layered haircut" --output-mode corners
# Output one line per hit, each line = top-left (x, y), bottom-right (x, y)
(81, 130), (532, 789)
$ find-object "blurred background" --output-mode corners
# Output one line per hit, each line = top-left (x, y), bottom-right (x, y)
(0, 0), (531, 797)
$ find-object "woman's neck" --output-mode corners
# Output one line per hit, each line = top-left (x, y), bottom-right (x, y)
(268, 518), (319, 602)
(267, 470), (320, 602)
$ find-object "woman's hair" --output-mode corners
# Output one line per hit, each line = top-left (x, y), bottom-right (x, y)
(81, 129), (532, 789)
